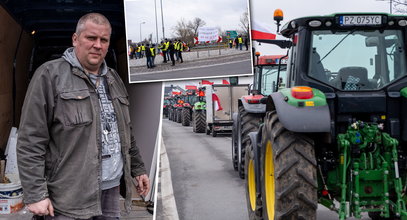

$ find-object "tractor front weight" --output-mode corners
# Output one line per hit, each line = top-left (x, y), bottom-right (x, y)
(335, 121), (407, 219)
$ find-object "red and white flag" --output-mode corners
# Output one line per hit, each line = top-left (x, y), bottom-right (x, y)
(222, 80), (230, 85)
(212, 93), (223, 111)
(201, 80), (214, 85)
(194, 37), (199, 44)
(251, 20), (276, 40)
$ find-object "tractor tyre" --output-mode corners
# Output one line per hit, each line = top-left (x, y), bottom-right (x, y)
(181, 108), (191, 126)
(212, 128), (217, 137)
(192, 112), (196, 132)
(171, 109), (175, 122)
(206, 127), (211, 135)
(246, 138), (263, 220)
(232, 116), (239, 171)
(176, 109), (182, 123)
(194, 111), (206, 133)
(238, 106), (262, 179)
(260, 111), (317, 220)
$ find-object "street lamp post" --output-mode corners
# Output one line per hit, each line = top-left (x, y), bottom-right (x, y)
(140, 21), (146, 42)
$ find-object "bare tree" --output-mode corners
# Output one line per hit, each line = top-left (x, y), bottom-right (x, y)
(188, 17), (207, 36)
(239, 12), (249, 37)
(173, 18), (193, 40)
(173, 17), (206, 46)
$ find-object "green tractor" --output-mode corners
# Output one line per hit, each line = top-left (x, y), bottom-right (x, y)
(192, 87), (207, 133)
(232, 54), (287, 178)
(245, 11), (407, 220)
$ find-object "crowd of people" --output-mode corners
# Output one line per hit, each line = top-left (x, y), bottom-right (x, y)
(228, 35), (249, 51)
(129, 35), (249, 69)
(129, 39), (187, 68)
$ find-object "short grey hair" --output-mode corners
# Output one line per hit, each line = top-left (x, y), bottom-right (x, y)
(75, 13), (112, 35)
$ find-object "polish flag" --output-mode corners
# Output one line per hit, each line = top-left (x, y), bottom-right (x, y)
(251, 20), (276, 40)
(212, 93), (223, 111)
(222, 80), (230, 85)
(201, 80), (214, 85)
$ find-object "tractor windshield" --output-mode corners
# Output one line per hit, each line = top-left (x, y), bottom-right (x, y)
(308, 29), (406, 90)
(259, 65), (287, 95)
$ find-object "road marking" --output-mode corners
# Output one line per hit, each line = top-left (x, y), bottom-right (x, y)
(132, 59), (251, 76)
(157, 140), (180, 220)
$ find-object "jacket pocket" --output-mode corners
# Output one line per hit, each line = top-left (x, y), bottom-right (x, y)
(60, 90), (93, 126)
(117, 96), (131, 125)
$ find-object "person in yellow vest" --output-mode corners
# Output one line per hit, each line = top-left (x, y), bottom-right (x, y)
(177, 40), (184, 63)
(141, 44), (146, 58)
(145, 43), (153, 68)
(165, 39), (170, 61)
(129, 45), (134, 59)
(229, 39), (233, 48)
(174, 39), (180, 61)
(136, 44), (141, 59)
(158, 41), (166, 63)
(151, 44), (156, 68)
(238, 35), (243, 50)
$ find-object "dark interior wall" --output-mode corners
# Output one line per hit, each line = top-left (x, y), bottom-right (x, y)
(0, 6), (31, 150)
(114, 37), (129, 83)
(127, 82), (162, 176)
(15, 30), (33, 128)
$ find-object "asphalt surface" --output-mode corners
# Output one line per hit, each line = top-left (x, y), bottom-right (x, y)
(161, 118), (248, 220)
(129, 49), (252, 83)
(158, 117), (372, 220)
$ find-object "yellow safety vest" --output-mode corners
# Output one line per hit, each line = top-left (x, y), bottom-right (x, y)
(150, 48), (155, 56)
(165, 42), (170, 50)
(179, 42), (183, 52)
(142, 45), (145, 51)
(238, 37), (243, 44)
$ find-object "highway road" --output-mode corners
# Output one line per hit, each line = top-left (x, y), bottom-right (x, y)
(130, 53), (252, 82)
(159, 118), (371, 220)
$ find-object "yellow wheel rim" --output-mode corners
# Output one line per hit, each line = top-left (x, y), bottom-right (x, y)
(248, 158), (256, 211)
(265, 140), (275, 220)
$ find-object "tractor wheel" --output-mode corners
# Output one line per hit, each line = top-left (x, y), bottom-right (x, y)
(181, 108), (191, 126)
(170, 109), (175, 121)
(206, 127), (211, 135)
(192, 112), (196, 132)
(176, 109), (182, 123)
(212, 128), (217, 137)
(245, 138), (263, 220)
(194, 111), (206, 133)
(238, 106), (262, 179)
(231, 116), (239, 171)
(260, 112), (317, 220)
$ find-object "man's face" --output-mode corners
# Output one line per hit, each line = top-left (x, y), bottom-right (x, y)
(72, 21), (111, 74)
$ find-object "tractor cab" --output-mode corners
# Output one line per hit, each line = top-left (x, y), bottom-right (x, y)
(268, 13), (407, 139)
(253, 54), (288, 95)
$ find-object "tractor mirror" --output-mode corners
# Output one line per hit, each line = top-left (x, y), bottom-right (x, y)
(365, 36), (379, 47)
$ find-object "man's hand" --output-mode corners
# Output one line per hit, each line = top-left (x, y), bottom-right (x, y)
(135, 174), (150, 196)
(27, 198), (54, 216)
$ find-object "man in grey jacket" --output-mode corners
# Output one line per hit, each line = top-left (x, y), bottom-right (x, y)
(17, 13), (150, 219)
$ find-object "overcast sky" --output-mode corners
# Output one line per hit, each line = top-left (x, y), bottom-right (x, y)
(250, 0), (392, 55)
(124, 0), (248, 43)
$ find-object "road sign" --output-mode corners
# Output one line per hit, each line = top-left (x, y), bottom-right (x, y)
(226, 30), (238, 39)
